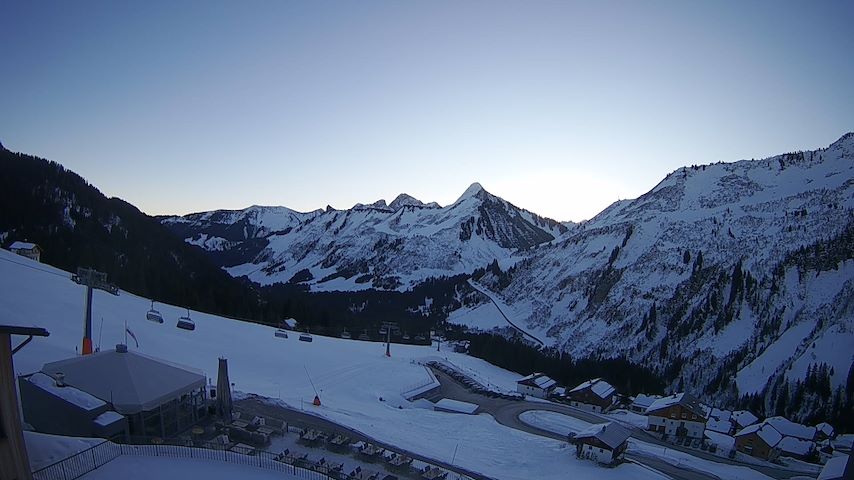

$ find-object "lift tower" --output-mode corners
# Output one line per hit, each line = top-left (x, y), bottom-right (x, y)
(72, 267), (118, 355)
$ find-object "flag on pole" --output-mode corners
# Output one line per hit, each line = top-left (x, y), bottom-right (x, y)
(126, 326), (139, 348)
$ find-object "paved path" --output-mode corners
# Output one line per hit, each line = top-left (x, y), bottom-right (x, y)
(425, 368), (816, 480)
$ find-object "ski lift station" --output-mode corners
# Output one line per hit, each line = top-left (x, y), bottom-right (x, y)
(19, 344), (209, 440)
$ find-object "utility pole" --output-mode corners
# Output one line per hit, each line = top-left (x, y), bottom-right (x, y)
(72, 267), (118, 355)
(381, 321), (400, 357)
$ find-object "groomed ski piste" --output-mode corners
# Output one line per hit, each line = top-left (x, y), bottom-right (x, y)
(3, 248), (772, 480)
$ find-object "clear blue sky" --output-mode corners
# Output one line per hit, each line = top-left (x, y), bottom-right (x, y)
(2, 1), (852, 221)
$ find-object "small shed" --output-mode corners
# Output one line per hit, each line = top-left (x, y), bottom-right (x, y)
(778, 436), (815, 461)
(572, 422), (631, 465)
(9, 241), (42, 262)
(434, 398), (479, 415)
(516, 373), (557, 399)
(816, 422), (836, 441)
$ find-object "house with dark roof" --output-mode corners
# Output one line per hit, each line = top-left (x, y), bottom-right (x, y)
(645, 392), (708, 439)
(516, 373), (557, 399)
(571, 422), (631, 465)
(566, 378), (617, 412)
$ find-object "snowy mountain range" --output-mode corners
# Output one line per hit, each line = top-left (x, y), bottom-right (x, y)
(164, 133), (854, 411)
(162, 182), (568, 291)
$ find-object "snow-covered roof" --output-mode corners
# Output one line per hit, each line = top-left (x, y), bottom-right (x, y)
(710, 408), (732, 421)
(816, 422), (835, 437)
(41, 347), (206, 414)
(28, 372), (106, 411)
(818, 454), (851, 480)
(731, 410), (758, 428)
(765, 416), (816, 441)
(574, 422), (631, 450)
(434, 398), (478, 414)
(630, 394), (660, 409)
(778, 436), (814, 456)
(735, 423), (782, 447)
(283, 318), (297, 328)
(706, 417), (733, 434)
(93, 411), (125, 427)
(9, 241), (38, 250)
(645, 392), (707, 418)
(517, 373), (556, 390)
(833, 434), (854, 451)
(568, 378), (616, 399)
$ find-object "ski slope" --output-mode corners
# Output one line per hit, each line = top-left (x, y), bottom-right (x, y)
(1, 249), (664, 480)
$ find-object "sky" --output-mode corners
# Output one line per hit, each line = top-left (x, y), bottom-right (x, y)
(1, 1), (853, 222)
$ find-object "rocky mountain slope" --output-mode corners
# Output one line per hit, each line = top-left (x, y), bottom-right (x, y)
(478, 133), (853, 408)
(162, 133), (853, 411)
(162, 182), (568, 290)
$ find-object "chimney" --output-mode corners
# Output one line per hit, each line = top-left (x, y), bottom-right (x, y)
(55, 373), (66, 387)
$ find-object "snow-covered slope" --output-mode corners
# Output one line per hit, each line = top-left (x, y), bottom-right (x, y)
(162, 183), (568, 290)
(1, 248), (661, 480)
(486, 133), (854, 405)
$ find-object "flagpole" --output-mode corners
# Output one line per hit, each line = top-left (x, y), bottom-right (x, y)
(124, 320), (128, 347)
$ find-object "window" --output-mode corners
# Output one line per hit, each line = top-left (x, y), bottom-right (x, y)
(681, 412), (687, 419)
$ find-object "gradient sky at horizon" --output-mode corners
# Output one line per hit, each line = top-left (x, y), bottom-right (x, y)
(2, 1), (853, 221)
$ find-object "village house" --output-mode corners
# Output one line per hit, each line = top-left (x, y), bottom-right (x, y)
(818, 454), (852, 480)
(571, 422), (631, 465)
(735, 423), (783, 460)
(516, 373), (557, 399)
(731, 410), (759, 430)
(816, 422), (836, 441)
(645, 392), (708, 439)
(778, 436), (816, 461)
(9, 241), (42, 262)
(629, 393), (661, 414)
(565, 378), (617, 413)
(765, 416), (817, 442)
(707, 408), (735, 435)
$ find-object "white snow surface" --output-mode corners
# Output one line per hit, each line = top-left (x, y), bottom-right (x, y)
(25, 431), (103, 470)
(2, 249), (660, 480)
(27, 372), (106, 411)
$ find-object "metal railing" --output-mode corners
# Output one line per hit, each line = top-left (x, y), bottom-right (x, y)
(32, 436), (472, 480)
(32, 440), (120, 480)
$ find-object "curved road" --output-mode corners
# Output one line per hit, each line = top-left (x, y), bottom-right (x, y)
(424, 368), (816, 480)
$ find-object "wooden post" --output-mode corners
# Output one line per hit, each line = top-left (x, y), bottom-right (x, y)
(0, 332), (34, 480)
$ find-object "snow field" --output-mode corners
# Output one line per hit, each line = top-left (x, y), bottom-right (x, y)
(2, 249), (663, 480)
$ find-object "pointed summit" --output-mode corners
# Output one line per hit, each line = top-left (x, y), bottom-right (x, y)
(454, 182), (487, 204)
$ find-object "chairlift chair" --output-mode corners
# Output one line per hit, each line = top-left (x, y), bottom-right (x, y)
(340, 330), (352, 339)
(177, 308), (196, 330)
(146, 300), (164, 324)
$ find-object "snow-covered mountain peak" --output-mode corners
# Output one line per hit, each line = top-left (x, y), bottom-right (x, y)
(389, 193), (433, 210)
(455, 182), (487, 203)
